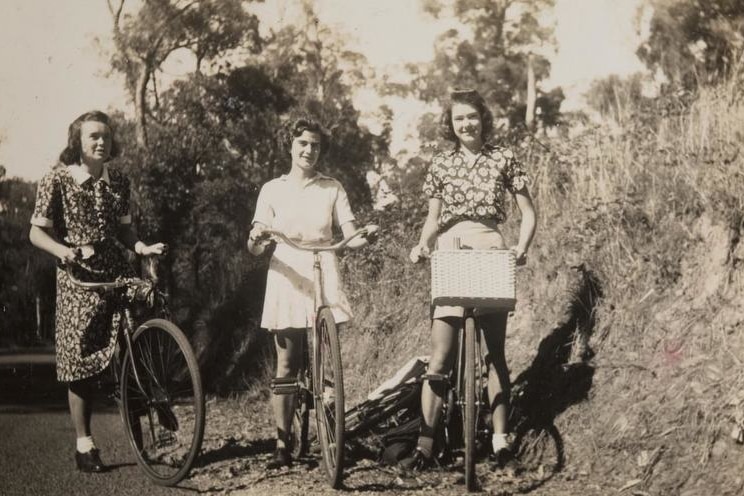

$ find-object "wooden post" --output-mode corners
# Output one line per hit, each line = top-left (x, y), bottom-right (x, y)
(526, 52), (536, 129)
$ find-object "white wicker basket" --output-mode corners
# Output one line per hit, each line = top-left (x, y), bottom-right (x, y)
(431, 249), (516, 310)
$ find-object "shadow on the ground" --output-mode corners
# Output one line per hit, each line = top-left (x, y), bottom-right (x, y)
(505, 264), (603, 494)
(341, 463), (433, 493)
(193, 437), (275, 468)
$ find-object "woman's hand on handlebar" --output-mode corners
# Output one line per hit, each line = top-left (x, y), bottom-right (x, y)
(360, 224), (380, 244)
(341, 224), (380, 250)
(58, 246), (80, 264)
(247, 224), (273, 255)
(409, 243), (431, 264)
(137, 242), (168, 256)
(510, 245), (527, 266)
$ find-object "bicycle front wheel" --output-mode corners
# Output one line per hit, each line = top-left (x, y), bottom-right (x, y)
(463, 315), (478, 492)
(120, 318), (205, 486)
(313, 307), (345, 488)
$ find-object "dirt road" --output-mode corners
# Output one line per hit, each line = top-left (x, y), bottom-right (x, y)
(1, 351), (595, 495)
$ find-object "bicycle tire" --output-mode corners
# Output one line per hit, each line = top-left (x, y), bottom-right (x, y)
(313, 307), (345, 488)
(463, 315), (478, 492)
(120, 318), (205, 486)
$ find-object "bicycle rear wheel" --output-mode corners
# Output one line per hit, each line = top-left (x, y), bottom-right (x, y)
(120, 318), (205, 486)
(313, 307), (345, 488)
(463, 315), (478, 492)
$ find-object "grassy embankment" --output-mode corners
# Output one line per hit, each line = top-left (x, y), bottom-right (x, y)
(336, 76), (744, 494)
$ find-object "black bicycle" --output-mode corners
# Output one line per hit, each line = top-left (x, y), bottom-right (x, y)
(66, 250), (205, 486)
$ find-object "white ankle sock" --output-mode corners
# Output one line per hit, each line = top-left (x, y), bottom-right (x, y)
(77, 436), (96, 453)
(492, 433), (509, 452)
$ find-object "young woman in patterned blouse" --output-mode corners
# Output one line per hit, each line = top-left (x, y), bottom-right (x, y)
(29, 111), (165, 473)
(405, 89), (537, 470)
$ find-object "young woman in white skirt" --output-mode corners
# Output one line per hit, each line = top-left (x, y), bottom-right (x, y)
(247, 116), (374, 469)
(405, 89), (538, 470)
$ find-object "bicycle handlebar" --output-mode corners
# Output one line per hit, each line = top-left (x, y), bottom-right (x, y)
(65, 266), (132, 291)
(263, 225), (378, 252)
(65, 243), (166, 291)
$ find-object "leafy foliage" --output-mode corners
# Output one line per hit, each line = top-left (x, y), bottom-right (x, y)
(637, 0), (744, 90)
(0, 178), (55, 346)
(108, 0), (262, 145)
(405, 0), (560, 131)
(105, 2), (388, 386)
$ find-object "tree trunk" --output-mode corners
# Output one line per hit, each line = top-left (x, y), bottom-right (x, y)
(135, 67), (151, 148)
(525, 52), (536, 129)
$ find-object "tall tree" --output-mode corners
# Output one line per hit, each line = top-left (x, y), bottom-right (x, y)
(107, 0), (261, 147)
(407, 0), (558, 130)
(256, 0), (385, 205)
(637, 0), (744, 90)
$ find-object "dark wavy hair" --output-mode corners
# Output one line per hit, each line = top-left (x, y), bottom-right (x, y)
(279, 116), (331, 160)
(59, 110), (120, 165)
(440, 89), (494, 145)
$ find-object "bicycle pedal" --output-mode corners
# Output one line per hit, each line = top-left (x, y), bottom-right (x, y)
(423, 373), (450, 385)
(271, 377), (300, 395)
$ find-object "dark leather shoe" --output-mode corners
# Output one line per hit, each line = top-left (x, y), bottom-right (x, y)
(75, 449), (106, 473)
(266, 447), (292, 470)
(155, 405), (179, 432)
(399, 447), (435, 472)
(489, 447), (520, 475)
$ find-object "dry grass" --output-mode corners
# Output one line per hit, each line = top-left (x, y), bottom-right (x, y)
(216, 71), (744, 494)
(336, 75), (744, 494)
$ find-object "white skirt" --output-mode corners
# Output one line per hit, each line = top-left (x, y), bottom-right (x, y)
(260, 242), (353, 331)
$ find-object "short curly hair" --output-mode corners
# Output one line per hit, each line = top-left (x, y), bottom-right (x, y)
(280, 116), (331, 159)
(59, 110), (121, 165)
(439, 89), (494, 145)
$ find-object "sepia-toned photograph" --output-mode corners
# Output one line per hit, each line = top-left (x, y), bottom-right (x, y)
(1, 1), (743, 495)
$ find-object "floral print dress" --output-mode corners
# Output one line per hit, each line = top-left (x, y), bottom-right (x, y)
(31, 164), (135, 382)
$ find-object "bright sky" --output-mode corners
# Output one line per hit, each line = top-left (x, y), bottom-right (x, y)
(0, 0), (646, 181)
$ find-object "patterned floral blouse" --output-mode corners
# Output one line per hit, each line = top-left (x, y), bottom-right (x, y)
(423, 143), (529, 230)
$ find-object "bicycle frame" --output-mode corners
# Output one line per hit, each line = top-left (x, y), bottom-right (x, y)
(264, 227), (373, 487)
(65, 265), (154, 400)
(449, 311), (485, 426)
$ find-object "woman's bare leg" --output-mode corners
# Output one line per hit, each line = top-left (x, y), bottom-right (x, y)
(480, 312), (510, 438)
(68, 378), (94, 439)
(418, 316), (459, 457)
(272, 330), (304, 448)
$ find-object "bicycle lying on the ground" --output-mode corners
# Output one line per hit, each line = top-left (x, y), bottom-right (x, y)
(67, 249), (205, 486)
(265, 226), (378, 489)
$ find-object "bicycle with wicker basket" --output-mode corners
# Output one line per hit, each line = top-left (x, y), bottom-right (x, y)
(429, 241), (516, 492)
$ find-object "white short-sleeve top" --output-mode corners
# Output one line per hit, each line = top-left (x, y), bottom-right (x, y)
(252, 173), (355, 243)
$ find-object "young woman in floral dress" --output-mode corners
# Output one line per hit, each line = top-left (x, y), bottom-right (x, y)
(29, 111), (165, 473)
